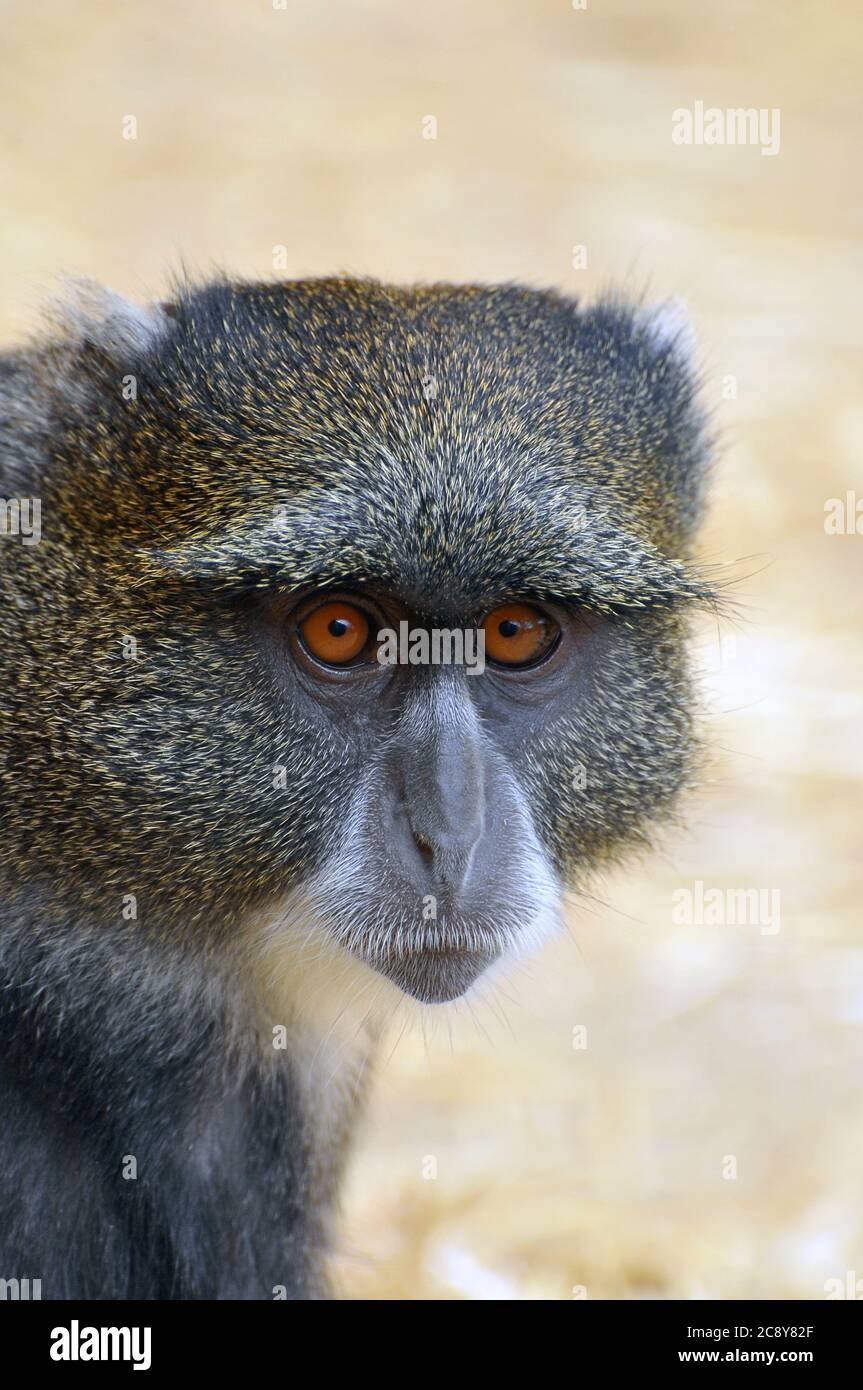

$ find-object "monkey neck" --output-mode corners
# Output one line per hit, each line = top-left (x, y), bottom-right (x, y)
(0, 862), (390, 1297)
(240, 896), (387, 1186)
(0, 897), (379, 1298)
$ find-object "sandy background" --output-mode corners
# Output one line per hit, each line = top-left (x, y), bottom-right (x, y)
(1, 0), (861, 1299)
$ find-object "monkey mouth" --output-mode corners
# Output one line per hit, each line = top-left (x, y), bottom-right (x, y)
(371, 944), (500, 1003)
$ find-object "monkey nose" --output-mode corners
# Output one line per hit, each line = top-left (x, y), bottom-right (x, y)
(396, 704), (487, 896)
(405, 814), (483, 897)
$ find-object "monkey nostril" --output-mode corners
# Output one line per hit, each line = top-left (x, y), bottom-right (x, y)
(412, 830), (435, 865)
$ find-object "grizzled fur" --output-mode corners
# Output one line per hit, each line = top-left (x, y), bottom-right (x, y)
(0, 276), (712, 1299)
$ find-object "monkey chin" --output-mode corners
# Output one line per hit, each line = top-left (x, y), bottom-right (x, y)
(372, 945), (501, 1004)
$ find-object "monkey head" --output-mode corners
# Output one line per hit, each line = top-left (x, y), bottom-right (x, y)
(0, 278), (711, 1007)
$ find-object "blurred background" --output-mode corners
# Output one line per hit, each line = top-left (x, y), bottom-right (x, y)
(2, 0), (861, 1299)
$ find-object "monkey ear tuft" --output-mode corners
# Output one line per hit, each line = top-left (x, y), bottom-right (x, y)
(42, 276), (170, 361)
(636, 296), (696, 361)
(0, 281), (171, 492)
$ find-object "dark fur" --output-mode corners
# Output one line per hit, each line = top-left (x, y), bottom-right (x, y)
(0, 276), (712, 1298)
(0, 904), (319, 1298)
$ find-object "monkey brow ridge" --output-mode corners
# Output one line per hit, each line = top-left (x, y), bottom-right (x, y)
(135, 504), (715, 614)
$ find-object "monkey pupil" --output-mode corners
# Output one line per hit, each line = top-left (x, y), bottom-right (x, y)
(328, 618), (349, 637)
(499, 620), (519, 638)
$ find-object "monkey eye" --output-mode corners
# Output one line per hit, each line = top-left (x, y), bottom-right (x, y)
(482, 602), (560, 669)
(297, 599), (374, 667)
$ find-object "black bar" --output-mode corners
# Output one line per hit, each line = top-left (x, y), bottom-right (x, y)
(1, 1297), (860, 1374)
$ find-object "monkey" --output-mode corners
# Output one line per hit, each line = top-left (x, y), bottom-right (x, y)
(0, 275), (712, 1300)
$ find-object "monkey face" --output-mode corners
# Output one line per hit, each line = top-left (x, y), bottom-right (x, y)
(0, 277), (711, 1008)
(248, 581), (699, 1004)
(255, 589), (587, 1002)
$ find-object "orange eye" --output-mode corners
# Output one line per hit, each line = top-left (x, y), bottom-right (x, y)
(482, 603), (559, 668)
(298, 600), (371, 666)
